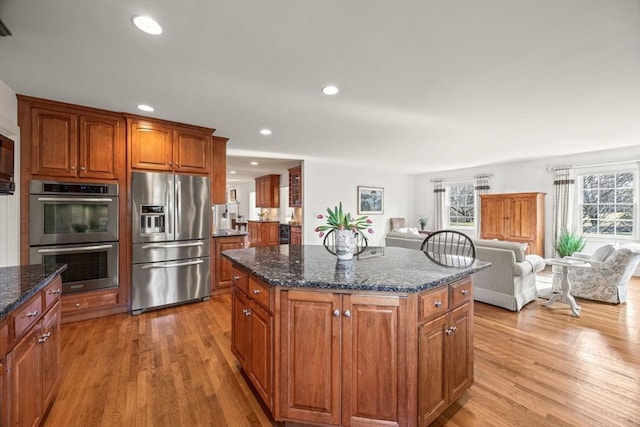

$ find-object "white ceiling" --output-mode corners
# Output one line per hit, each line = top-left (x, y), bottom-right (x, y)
(1, 0), (639, 178)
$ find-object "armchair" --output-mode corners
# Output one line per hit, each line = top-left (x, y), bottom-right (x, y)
(560, 244), (640, 304)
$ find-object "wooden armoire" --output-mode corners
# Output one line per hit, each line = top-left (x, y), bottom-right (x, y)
(479, 192), (546, 256)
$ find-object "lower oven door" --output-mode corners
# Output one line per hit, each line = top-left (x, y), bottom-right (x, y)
(131, 257), (210, 314)
(29, 242), (119, 293)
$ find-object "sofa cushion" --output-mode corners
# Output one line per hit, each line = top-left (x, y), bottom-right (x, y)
(474, 239), (527, 262)
(591, 243), (618, 262)
(395, 227), (420, 235)
(386, 231), (424, 240)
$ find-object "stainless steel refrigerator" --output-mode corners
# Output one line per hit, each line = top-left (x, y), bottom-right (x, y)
(131, 171), (210, 315)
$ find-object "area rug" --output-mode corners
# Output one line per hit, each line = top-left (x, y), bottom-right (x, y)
(536, 275), (554, 299)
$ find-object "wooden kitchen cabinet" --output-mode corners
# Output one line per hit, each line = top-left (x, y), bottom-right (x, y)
(288, 166), (302, 207)
(19, 97), (125, 180)
(213, 235), (246, 291)
(5, 275), (62, 427)
(255, 174), (280, 208)
(231, 273), (274, 410)
(211, 136), (229, 204)
(289, 225), (302, 245)
(127, 116), (212, 175)
(480, 192), (546, 256)
(248, 221), (279, 247)
(280, 290), (404, 426)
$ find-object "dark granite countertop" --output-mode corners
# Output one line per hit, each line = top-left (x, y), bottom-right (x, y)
(212, 229), (248, 237)
(0, 264), (67, 320)
(222, 245), (490, 293)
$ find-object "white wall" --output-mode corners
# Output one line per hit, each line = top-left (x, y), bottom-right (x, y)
(0, 79), (20, 267)
(302, 160), (415, 246)
(415, 146), (640, 257)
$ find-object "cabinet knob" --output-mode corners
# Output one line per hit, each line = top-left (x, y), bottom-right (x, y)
(80, 166), (85, 171)
(243, 308), (251, 316)
(434, 301), (443, 308)
(26, 310), (38, 318)
(461, 289), (469, 296)
(75, 303), (81, 307)
(332, 309), (340, 317)
(233, 275), (240, 280)
(253, 289), (261, 295)
(168, 161), (173, 166)
(343, 310), (351, 318)
(51, 289), (62, 295)
(70, 166), (76, 170)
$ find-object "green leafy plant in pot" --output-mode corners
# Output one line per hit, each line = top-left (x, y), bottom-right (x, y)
(554, 228), (586, 257)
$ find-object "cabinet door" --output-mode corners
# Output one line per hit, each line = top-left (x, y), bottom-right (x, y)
(173, 127), (210, 174)
(215, 237), (244, 289)
(290, 227), (302, 245)
(480, 197), (506, 239)
(418, 314), (448, 427)
(280, 290), (341, 425)
(288, 166), (302, 207)
(41, 302), (61, 408)
(130, 120), (174, 171)
(0, 357), (6, 427)
(507, 196), (536, 241)
(9, 325), (43, 427)
(248, 302), (273, 409)
(231, 289), (251, 370)
(79, 114), (124, 179)
(342, 294), (402, 426)
(266, 223), (280, 246)
(31, 107), (78, 177)
(255, 177), (266, 207)
(447, 302), (473, 402)
(248, 222), (260, 247)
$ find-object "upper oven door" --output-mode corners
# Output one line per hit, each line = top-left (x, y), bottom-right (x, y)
(30, 194), (119, 245)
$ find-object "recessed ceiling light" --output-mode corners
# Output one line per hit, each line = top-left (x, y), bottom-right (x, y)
(132, 16), (162, 35)
(137, 104), (154, 112)
(322, 85), (339, 95)
(260, 129), (272, 135)
(250, 161), (258, 166)
(230, 170), (236, 174)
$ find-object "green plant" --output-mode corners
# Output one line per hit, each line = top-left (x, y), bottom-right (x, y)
(315, 202), (373, 240)
(554, 228), (586, 257)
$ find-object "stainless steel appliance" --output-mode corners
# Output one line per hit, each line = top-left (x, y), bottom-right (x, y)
(0, 133), (15, 195)
(131, 171), (210, 315)
(29, 180), (119, 293)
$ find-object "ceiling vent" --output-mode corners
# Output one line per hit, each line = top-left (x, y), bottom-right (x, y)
(0, 19), (12, 37)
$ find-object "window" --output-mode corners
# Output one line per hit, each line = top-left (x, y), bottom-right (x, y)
(448, 183), (475, 228)
(579, 171), (635, 236)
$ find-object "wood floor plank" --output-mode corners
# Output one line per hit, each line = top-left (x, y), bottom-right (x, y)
(44, 277), (640, 427)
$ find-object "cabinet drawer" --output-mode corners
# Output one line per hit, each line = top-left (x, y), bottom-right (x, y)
(61, 290), (119, 314)
(450, 278), (473, 307)
(248, 276), (273, 312)
(12, 294), (42, 339)
(42, 276), (63, 310)
(418, 286), (449, 322)
(231, 265), (249, 294)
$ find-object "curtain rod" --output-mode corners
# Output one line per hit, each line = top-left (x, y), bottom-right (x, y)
(430, 173), (492, 183)
(547, 160), (638, 171)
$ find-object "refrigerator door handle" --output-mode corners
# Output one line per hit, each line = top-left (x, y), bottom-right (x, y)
(176, 179), (181, 235)
(141, 259), (204, 270)
(167, 178), (173, 235)
(140, 241), (204, 249)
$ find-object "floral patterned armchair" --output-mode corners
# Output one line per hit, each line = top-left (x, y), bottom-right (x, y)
(561, 245), (640, 304)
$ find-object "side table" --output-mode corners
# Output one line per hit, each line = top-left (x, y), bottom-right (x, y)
(543, 258), (590, 317)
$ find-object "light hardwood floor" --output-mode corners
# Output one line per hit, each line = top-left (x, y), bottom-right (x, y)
(44, 275), (640, 427)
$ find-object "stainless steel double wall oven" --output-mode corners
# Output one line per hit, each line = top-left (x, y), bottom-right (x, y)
(29, 180), (119, 294)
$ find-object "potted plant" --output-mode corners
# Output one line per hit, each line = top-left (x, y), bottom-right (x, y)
(554, 228), (586, 257)
(315, 202), (374, 260)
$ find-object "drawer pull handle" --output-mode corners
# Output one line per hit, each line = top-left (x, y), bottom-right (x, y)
(242, 308), (251, 316)
(26, 311), (38, 318)
(253, 289), (261, 295)
(434, 301), (443, 308)
(38, 332), (51, 343)
(461, 289), (469, 296)
(51, 289), (62, 295)
(332, 309), (340, 317)
(445, 326), (457, 335)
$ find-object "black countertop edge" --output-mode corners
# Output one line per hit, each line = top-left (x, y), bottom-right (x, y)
(0, 264), (68, 320)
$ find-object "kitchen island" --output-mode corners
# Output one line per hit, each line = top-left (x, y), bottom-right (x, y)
(222, 245), (490, 427)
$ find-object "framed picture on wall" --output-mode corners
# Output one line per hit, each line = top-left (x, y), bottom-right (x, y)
(229, 189), (237, 202)
(357, 186), (383, 214)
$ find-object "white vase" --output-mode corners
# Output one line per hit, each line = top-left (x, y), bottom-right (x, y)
(335, 229), (355, 260)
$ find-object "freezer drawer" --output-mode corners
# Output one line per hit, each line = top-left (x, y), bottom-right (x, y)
(131, 256), (210, 314)
(132, 239), (210, 264)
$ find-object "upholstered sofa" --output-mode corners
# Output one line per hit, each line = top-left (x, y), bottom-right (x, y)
(385, 233), (546, 311)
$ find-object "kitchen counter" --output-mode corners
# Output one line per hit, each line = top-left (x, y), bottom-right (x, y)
(0, 263), (67, 319)
(222, 244), (490, 293)
(212, 228), (248, 237)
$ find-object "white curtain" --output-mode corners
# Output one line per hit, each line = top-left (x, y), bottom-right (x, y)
(433, 181), (445, 230)
(474, 174), (491, 237)
(552, 167), (575, 256)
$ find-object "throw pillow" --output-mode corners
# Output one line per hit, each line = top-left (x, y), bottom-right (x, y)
(591, 243), (618, 262)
